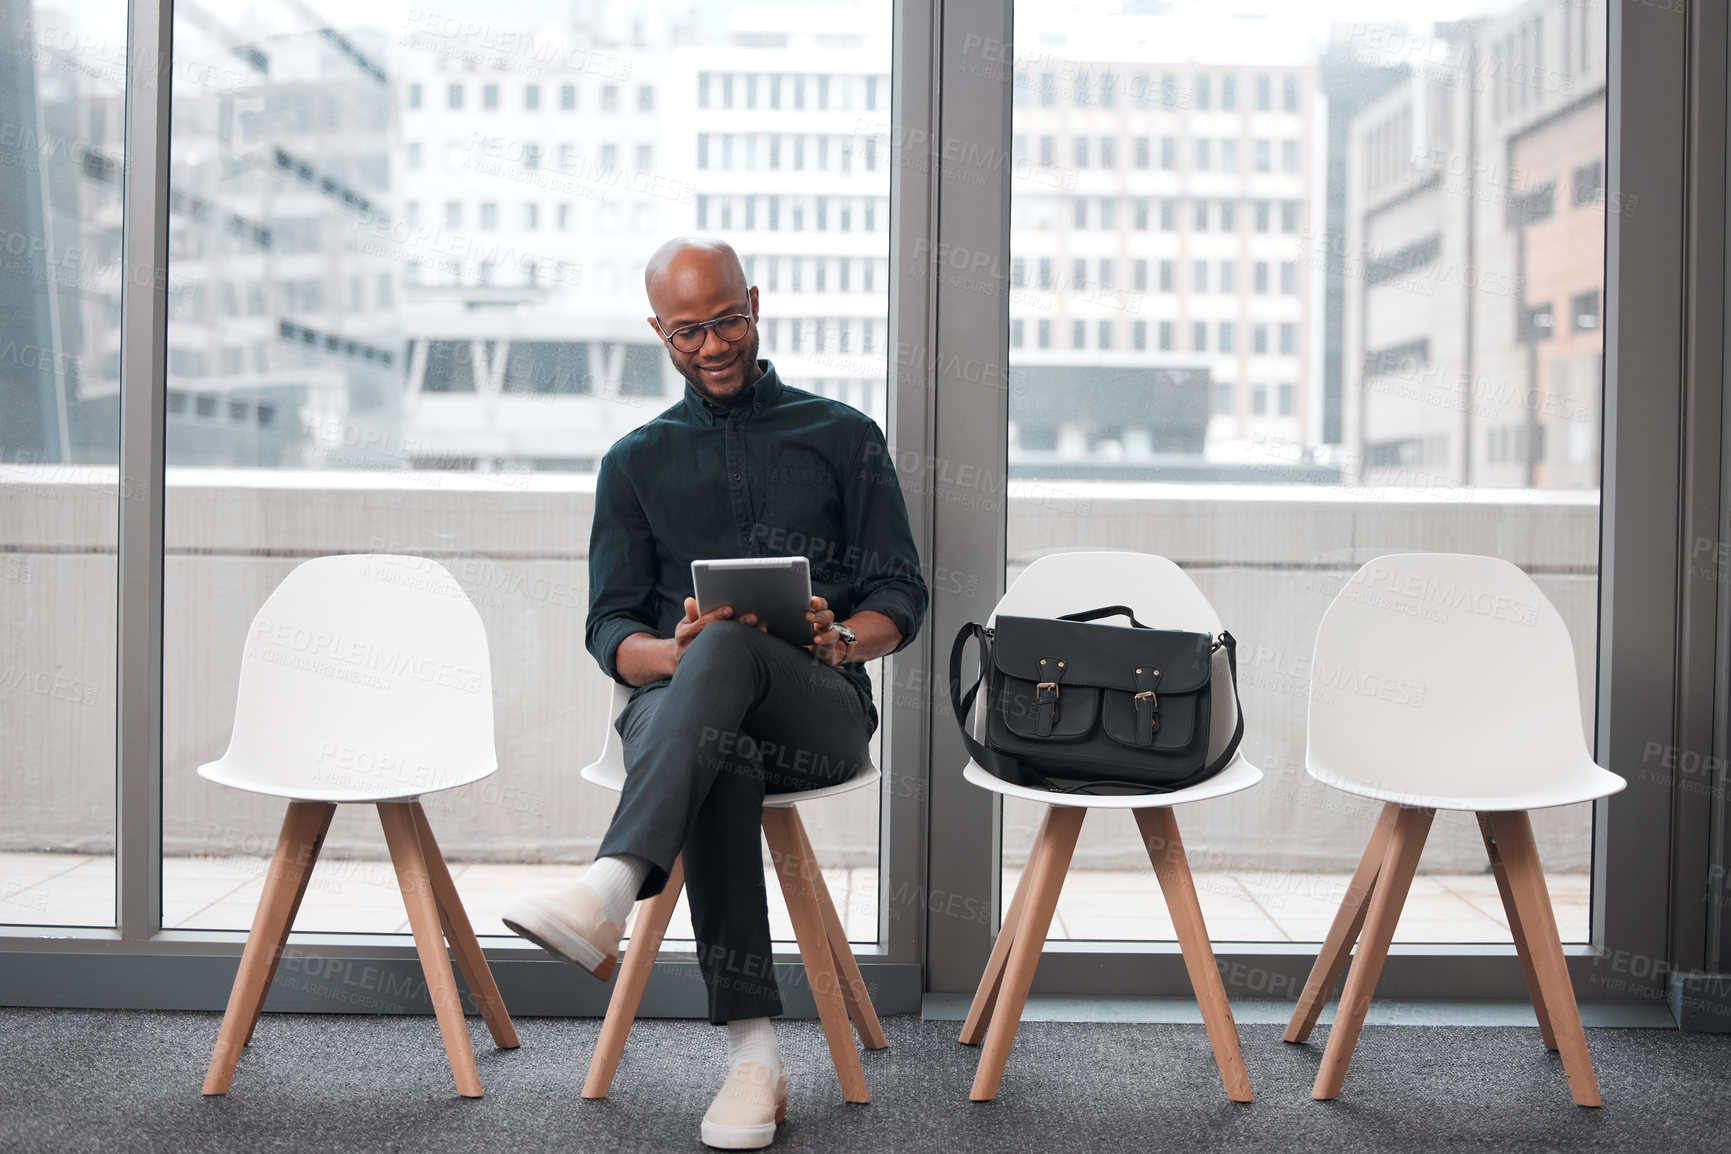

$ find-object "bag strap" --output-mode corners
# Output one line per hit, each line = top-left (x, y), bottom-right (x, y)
(1056, 604), (1149, 629)
(947, 622), (996, 770)
(1200, 630), (1244, 778)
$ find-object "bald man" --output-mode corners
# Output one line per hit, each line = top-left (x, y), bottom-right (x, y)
(503, 237), (927, 1149)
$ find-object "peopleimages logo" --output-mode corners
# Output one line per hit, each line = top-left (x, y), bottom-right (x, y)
(247, 619), (485, 692)
(1352, 563), (1541, 626)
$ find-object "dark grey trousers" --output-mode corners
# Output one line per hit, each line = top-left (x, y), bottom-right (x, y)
(595, 620), (875, 1023)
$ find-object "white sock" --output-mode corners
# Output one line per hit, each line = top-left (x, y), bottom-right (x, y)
(579, 854), (651, 928)
(726, 1016), (783, 1075)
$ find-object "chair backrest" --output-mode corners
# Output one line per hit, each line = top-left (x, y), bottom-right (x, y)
(210, 554), (497, 797)
(1305, 552), (1595, 805)
(995, 551), (1223, 633)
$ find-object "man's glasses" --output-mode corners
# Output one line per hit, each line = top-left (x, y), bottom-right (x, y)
(657, 313), (752, 354)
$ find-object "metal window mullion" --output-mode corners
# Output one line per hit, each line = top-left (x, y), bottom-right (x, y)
(881, 0), (942, 967)
(115, 0), (173, 940)
(923, 0), (1013, 994)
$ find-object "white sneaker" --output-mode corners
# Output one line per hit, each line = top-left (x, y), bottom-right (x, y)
(701, 1061), (788, 1150)
(500, 884), (623, 980)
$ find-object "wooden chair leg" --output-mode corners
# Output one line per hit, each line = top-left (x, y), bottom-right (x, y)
(1285, 801), (1401, 1044)
(378, 801), (482, 1099)
(960, 807), (1053, 1046)
(970, 805), (1085, 1102)
(204, 801), (336, 1094)
(407, 803), (519, 1050)
(1482, 811), (1601, 1107)
(1312, 805), (1433, 1100)
(762, 806), (870, 1104)
(1135, 808), (1254, 1103)
(583, 856), (686, 1099)
(1478, 812), (1558, 1051)
(788, 809), (888, 1051)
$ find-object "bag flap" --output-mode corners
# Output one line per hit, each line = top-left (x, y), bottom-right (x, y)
(991, 615), (1214, 693)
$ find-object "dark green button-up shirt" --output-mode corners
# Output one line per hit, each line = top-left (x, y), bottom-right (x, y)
(586, 360), (928, 714)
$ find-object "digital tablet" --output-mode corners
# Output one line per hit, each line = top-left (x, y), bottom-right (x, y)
(690, 556), (814, 649)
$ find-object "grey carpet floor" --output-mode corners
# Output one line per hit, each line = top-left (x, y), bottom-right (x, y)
(3, 1009), (1728, 1153)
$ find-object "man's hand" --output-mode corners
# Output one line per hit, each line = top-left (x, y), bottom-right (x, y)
(807, 595), (848, 666)
(673, 596), (767, 667)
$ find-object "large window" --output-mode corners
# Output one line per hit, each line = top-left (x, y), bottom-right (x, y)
(6, 0), (895, 946)
(0, 0), (127, 927)
(1005, 0), (1606, 944)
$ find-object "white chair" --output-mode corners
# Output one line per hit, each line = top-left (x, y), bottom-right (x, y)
(1283, 552), (1626, 1106)
(578, 680), (888, 1104)
(199, 554), (518, 1099)
(957, 551), (1261, 1103)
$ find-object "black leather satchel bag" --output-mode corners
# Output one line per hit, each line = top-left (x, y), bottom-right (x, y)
(948, 605), (1244, 795)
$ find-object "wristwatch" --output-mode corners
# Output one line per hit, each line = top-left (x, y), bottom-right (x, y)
(832, 622), (857, 663)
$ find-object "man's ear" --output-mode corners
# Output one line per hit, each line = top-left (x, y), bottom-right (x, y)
(646, 316), (663, 340)
(748, 285), (759, 320)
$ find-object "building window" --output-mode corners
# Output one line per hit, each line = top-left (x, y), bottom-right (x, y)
(1213, 381), (1234, 415)
(639, 85), (655, 112)
(1038, 258), (1053, 289)
(1222, 139), (1238, 172)
(1193, 321), (1208, 352)
(408, 82), (422, 109)
(1038, 319), (1052, 348)
(1283, 75), (1298, 112)
(1573, 289), (1601, 332)
(1254, 139), (1270, 171)
(1159, 260), (1174, 291)
(1253, 324), (1268, 354)
(1160, 199), (1175, 229)
(1572, 161), (1604, 208)
(1279, 323), (1296, 354)
(1073, 320), (1087, 349)
(1254, 262), (1269, 293)
(1252, 383), (1268, 414)
(1161, 137), (1176, 170)
(1135, 138), (1150, 168)
(483, 83), (499, 110)
(525, 84), (540, 111)
(1281, 262), (1297, 293)
(698, 74), (711, 108)
(1074, 137), (1090, 167)
(1135, 199), (1150, 229)
(1075, 199), (1088, 228)
(1220, 200), (1236, 231)
(1195, 73), (1211, 109)
(1098, 320), (1113, 349)
(1072, 258), (1087, 289)
(1255, 200), (1270, 231)
(1193, 261), (1209, 293)
(1011, 318), (1025, 348)
(448, 82), (463, 110)
(1134, 260), (1148, 291)
(1099, 198), (1115, 229)
(562, 84), (576, 110)
(1220, 322), (1235, 353)
(1159, 321), (1173, 351)
(1279, 383), (1296, 416)
(1133, 320), (1147, 350)
(1098, 259), (1114, 289)
(1220, 261), (1236, 292)
(1256, 74), (1271, 111)
(1195, 139), (1211, 171)
(1521, 302), (1556, 342)
(1195, 200), (1209, 230)
(1222, 75), (1238, 110)
(1281, 201), (1299, 231)
(1282, 140), (1299, 172)
(1101, 138), (1117, 168)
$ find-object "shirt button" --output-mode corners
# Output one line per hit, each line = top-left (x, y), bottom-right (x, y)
(733, 472), (743, 482)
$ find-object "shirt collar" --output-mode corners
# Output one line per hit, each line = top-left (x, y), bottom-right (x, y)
(680, 360), (783, 425)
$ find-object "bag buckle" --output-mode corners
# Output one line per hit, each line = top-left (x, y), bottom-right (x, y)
(1133, 689), (1158, 709)
(1036, 681), (1061, 702)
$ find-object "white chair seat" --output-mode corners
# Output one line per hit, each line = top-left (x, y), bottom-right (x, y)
(1307, 754), (1624, 813)
(196, 759), (491, 804)
(962, 754), (1260, 809)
